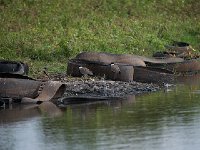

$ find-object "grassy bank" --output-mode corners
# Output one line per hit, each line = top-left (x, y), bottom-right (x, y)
(0, 0), (199, 76)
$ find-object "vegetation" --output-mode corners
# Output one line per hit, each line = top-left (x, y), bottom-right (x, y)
(0, 0), (199, 76)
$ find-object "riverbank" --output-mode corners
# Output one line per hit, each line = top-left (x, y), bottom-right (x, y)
(37, 74), (160, 98)
(0, 0), (199, 77)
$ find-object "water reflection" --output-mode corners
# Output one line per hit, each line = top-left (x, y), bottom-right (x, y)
(38, 86), (200, 150)
(177, 74), (200, 86)
(0, 104), (40, 123)
(0, 76), (200, 150)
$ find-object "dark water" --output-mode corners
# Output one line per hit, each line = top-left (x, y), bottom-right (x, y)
(1, 79), (200, 150)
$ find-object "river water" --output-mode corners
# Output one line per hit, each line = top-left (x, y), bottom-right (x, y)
(0, 78), (200, 150)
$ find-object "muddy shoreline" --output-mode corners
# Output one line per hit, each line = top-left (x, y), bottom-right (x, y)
(47, 75), (161, 98)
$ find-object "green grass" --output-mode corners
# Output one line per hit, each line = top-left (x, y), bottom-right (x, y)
(0, 0), (199, 77)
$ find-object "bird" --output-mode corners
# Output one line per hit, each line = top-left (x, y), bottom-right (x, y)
(163, 82), (173, 88)
(43, 67), (50, 79)
(110, 63), (120, 80)
(163, 82), (174, 92)
(79, 66), (93, 77)
(111, 63), (120, 74)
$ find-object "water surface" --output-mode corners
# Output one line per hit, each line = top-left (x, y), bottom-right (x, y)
(1, 79), (200, 150)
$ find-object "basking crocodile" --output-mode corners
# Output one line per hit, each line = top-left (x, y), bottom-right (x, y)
(76, 52), (184, 66)
(68, 52), (200, 83)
